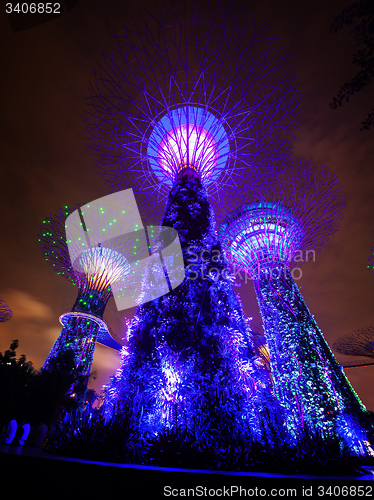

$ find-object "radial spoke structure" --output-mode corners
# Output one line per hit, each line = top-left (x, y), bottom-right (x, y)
(85, 1), (299, 225)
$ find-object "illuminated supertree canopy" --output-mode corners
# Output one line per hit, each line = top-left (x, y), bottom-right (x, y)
(0, 298), (12, 323)
(39, 201), (134, 382)
(220, 159), (373, 455)
(85, 1), (299, 224)
(333, 326), (374, 361)
(221, 159), (345, 275)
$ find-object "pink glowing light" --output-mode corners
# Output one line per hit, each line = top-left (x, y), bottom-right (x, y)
(157, 124), (218, 179)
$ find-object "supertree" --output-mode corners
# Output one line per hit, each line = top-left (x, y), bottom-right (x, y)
(220, 159), (373, 454)
(86, 1), (298, 225)
(85, 2), (298, 437)
(0, 298), (12, 323)
(38, 192), (143, 390)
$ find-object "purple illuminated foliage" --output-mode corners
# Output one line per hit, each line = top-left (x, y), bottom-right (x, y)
(104, 175), (277, 440)
(0, 298), (12, 323)
(90, 1), (295, 441)
(220, 160), (372, 455)
(85, 1), (299, 225)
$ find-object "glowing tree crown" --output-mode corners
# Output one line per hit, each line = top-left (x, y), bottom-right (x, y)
(220, 160), (345, 276)
(39, 204), (133, 349)
(39, 194), (140, 298)
(85, 1), (299, 223)
(225, 201), (303, 272)
(74, 246), (130, 296)
(0, 298), (12, 323)
(148, 105), (229, 185)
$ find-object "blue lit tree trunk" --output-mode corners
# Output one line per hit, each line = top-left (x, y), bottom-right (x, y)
(112, 176), (271, 440)
(254, 264), (371, 454)
(43, 316), (99, 377)
(42, 283), (111, 386)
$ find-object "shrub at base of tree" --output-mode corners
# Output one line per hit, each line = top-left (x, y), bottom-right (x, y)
(44, 409), (374, 476)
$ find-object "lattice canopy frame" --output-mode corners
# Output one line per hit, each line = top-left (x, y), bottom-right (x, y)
(85, 1), (299, 224)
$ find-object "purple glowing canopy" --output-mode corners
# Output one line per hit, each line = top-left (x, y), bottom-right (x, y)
(224, 200), (304, 273)
(220, 159), (346, 275)
(85, 2), (299, 224)
(147, 105), (230, 185)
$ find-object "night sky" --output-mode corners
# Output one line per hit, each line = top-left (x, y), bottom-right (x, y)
(1, 0), (374, 411)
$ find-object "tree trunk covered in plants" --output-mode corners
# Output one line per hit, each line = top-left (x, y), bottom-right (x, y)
(254, 264), (372, 454)
(108, 176), (273, 440)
